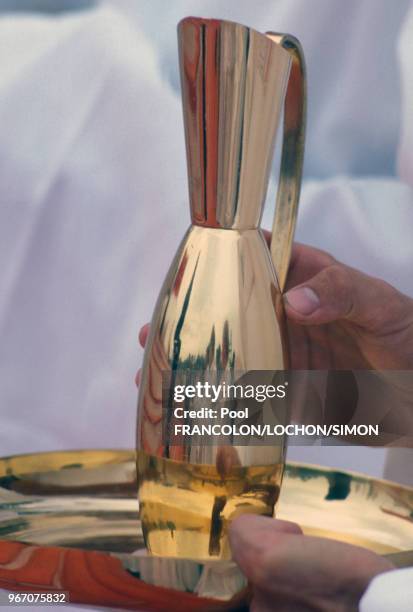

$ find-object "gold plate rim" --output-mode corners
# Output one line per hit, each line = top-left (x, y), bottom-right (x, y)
(1, 448), (411, 494)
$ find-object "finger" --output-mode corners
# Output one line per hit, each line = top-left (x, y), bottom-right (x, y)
(229, 515), (302, 572)
(250, 591), (279, 612)
(139, 324), (150, 348)
(284, 263), (413, 334)
(229, 517), (393, 598)
(285, 320), (311, 369)
(135, 368), (142, 387)
(230, 514), (302, 537)
(286, 243), (336, 290)
(258, 535), (394, 593)
(262, 232), (335, 290)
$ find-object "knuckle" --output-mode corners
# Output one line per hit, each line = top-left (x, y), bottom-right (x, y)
(318, 248), (337, 267)
(371, 284), (412, 331)
(321, 264), (353, 313)
(325, 264), (351, 290)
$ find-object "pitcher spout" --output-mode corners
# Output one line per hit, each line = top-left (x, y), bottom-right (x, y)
(178, 17), (291, 230)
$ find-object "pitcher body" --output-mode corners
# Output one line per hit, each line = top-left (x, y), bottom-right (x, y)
(137, 225), (287, 558)
(136, 16), (306, 559)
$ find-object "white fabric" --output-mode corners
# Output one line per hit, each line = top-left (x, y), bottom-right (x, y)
(360, 568), (413, 612)
(0, 4), (187, 453)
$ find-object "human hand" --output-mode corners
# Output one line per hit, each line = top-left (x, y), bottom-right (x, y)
(280, 239), (413, 369)
(136, 241), (413, 442)
(229, 514), (394, 612)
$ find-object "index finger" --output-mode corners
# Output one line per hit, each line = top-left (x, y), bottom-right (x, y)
(263, 231), (335, 290)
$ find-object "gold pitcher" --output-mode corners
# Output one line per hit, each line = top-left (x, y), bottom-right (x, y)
(136, 16), (306, 560)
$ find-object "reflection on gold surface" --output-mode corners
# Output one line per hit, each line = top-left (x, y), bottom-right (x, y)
(0, 450), (411, 558)
(137, 449), (283, 559)
(136, 16), (307, 560)
(0, 450), (412, 605)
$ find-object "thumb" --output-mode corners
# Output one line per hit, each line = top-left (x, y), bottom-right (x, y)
(284, 262), (413, 334)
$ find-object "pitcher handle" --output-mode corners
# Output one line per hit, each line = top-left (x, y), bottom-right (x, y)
(265, 33), (307, 292)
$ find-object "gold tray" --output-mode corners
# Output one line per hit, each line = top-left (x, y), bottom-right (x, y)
(0, 450), (412, 610)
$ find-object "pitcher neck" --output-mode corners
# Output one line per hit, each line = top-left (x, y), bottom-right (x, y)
(178, 17), (291, 230)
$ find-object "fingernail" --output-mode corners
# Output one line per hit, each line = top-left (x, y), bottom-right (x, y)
(284, 287), (320, 315)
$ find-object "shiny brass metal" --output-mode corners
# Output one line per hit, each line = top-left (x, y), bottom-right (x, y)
(136, 17), (306, 558)
(0, 450), (412, 608)
(178, 18), (292, 230)
(266, 33), (306, 291)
